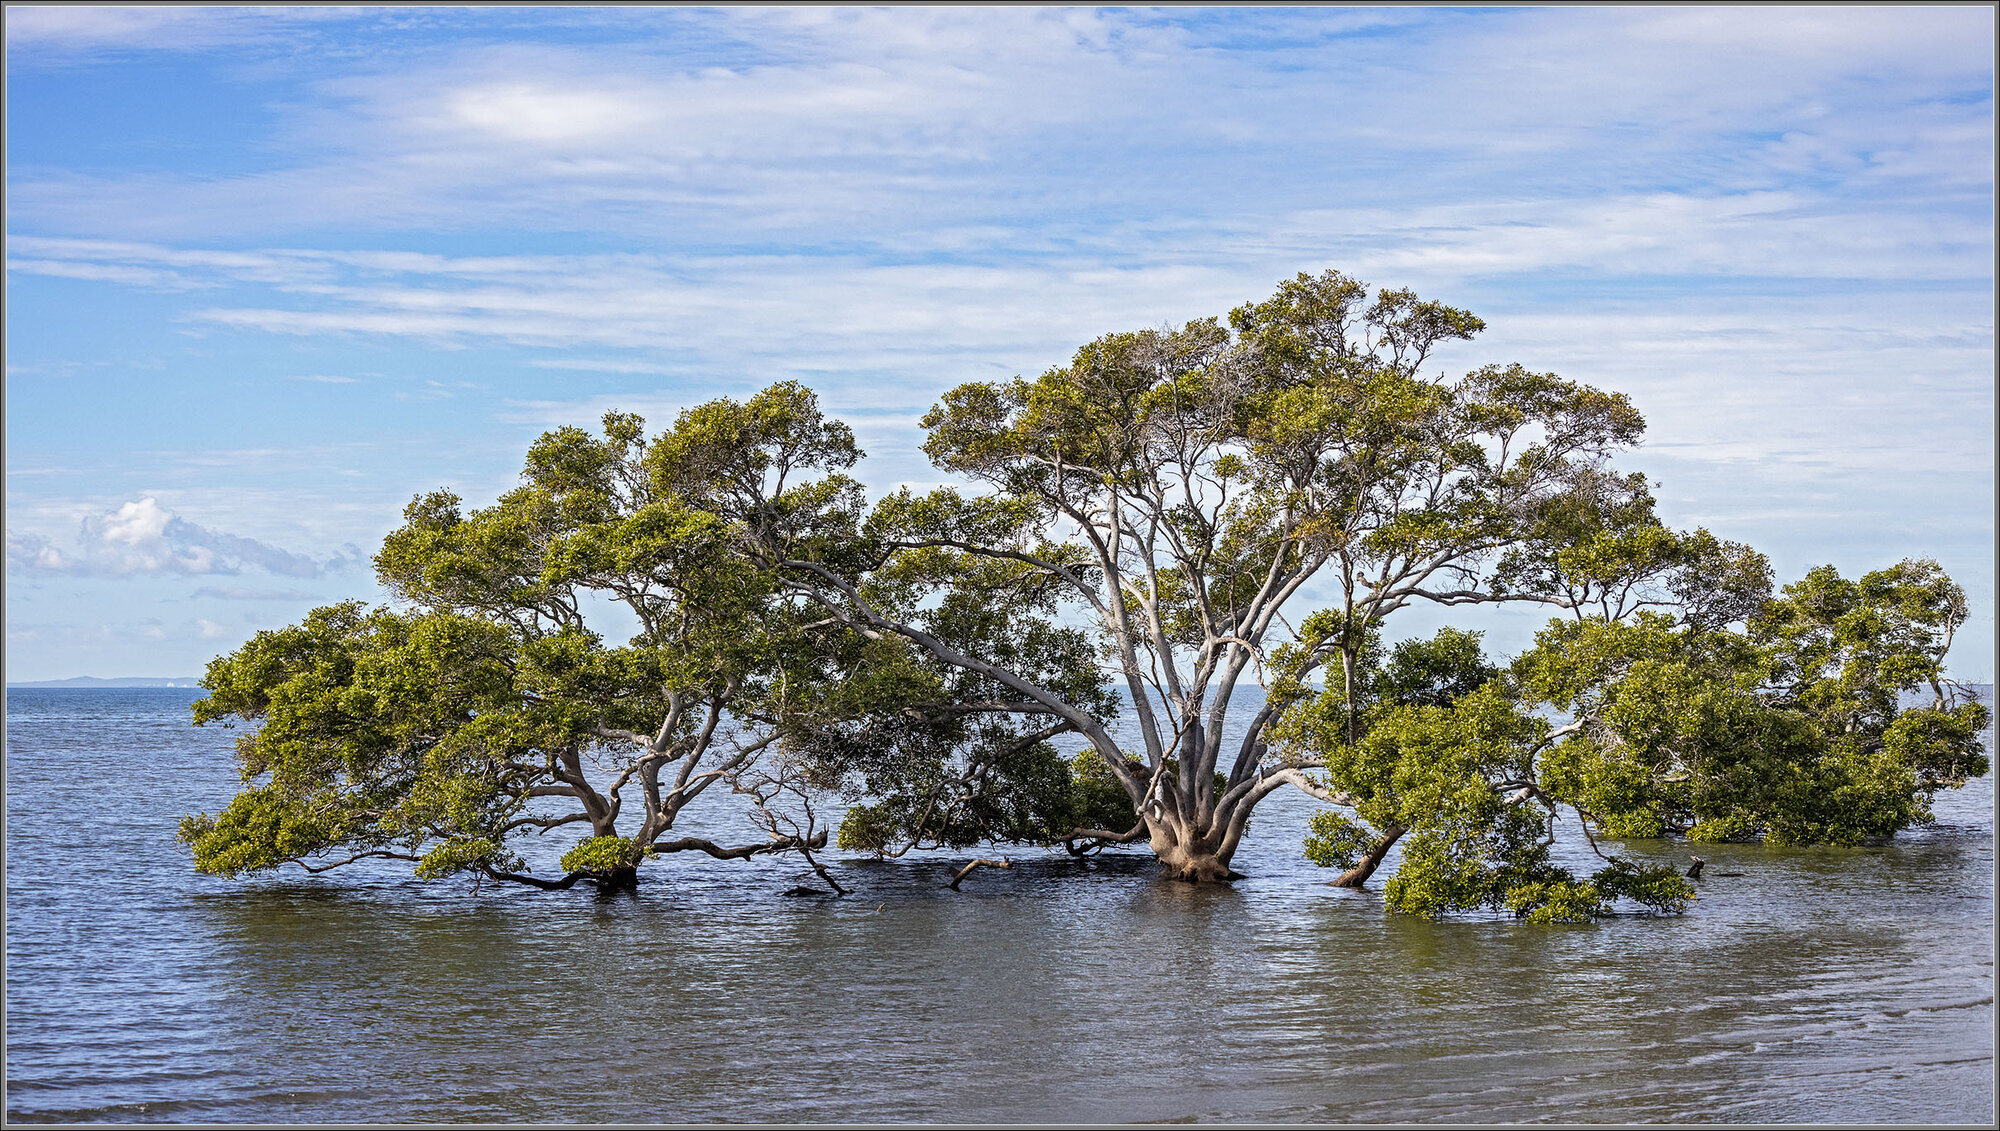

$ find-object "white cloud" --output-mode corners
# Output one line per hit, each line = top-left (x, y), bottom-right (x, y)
(12, 168), (1990, 374)
(4, 6), (379, 55)
(6, 6), (253, 51)
(93, 497), (174, 546)
(446, 81), (668, 144)
(7, 497), (355, 579)
(5, 237), (339, 289)
(8, 8), (1987, 243)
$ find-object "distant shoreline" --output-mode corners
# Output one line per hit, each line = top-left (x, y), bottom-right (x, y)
(7, 677), (202, 689)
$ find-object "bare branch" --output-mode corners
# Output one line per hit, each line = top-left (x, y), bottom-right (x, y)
(947, 857), (1015, 890)
(649, 832), (828, 860)
(501, 812), (593, 833)
(1061, 821), (1148, 853)
(289, 850), (422, 874)
(476, 864), (590, 891)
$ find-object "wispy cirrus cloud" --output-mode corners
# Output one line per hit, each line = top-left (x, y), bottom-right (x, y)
(1305, 193), (1992, 284)
(4, 5), (384, 57)
(7, 8), (1988, 243)
(13, 219), (1987, 501)
(4, 6), (1990, 682)
(12, 185), (1989, 372)
(190, 585), (321, 601)
(526, 358), (686, 376)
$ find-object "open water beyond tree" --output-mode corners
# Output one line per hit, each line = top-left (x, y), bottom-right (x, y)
(6, 688), (1994, 1123)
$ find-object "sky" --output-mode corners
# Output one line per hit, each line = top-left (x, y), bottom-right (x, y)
(5, 5), (1994, 683)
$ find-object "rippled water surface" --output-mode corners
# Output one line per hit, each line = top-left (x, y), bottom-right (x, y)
(7, 688), (1994, 1123)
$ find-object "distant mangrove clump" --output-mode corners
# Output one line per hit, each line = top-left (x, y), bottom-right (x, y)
(180, 270), (1988, 921)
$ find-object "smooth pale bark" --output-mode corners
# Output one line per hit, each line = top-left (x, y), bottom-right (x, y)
(1331, 825), (1405, 888)
(948, 858), (1015, 889)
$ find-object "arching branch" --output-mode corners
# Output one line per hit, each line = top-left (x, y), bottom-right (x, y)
(947, 857), (1014, 890)
(289, 850), (422, 874)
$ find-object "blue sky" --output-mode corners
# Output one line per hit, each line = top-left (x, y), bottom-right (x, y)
(5, 5), (1994, 682)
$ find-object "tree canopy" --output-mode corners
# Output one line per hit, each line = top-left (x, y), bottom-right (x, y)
(183, 270), (1988, 918)
(183, 394), (869, 890)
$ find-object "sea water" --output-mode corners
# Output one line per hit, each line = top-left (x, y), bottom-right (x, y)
(5, 687), (1992, 1123)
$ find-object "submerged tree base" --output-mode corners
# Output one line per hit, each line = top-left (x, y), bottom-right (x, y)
(1154, 845), (1243, 883)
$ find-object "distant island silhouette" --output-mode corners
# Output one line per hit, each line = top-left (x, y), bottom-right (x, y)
(8, 677), (202, 688)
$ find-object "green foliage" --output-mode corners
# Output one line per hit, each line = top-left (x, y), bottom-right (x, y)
(1376, 628), (1499, 709)
(1285, 628), (1705, 921)
(178, 788), (356, 879)
(1515, 560), (1987, 850)
(834, 803), (899, 854)
(1284, 634), (1533, 833)
(823, 731), (1134, 854)
(1500, 880), (1609, 924)
(1494, 475), (1773, 631)
(184, 388), (885, 888)
(1589, 862), (1697, 915)
(1302, 809), (1374, 870)
(834, 747), (1133, 855)
(558, 836), (650, 876)
(417, 837), (519, 881)
(780, 522), (1121, 857)
(181, 601), (538, 878)
(1063, 750), (1144, 834)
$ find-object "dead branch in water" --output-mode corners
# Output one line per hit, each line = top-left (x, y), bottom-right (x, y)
(948, 857), (1014, 890)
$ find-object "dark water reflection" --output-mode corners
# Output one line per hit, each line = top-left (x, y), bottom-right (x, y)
(6, 689), (1993, 1123)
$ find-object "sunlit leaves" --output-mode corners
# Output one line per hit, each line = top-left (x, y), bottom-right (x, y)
(1283, 625), (1707, 921)
(647, 380), (859, 506)
(1302, 809), (1374, 870)
(186, 391), (884, 886)
(557, 835), (649, 876)
(1512, 559), (1987, 852)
